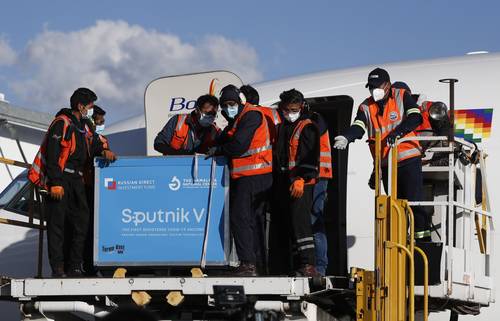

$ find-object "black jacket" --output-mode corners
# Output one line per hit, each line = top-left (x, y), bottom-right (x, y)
(154, 111), (217, 155)
(45, 108), (104, 186)
(217, 110), (263, 158)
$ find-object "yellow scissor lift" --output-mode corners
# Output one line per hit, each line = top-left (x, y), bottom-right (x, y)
(351, 132), (429, 321)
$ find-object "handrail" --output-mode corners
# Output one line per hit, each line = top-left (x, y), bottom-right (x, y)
(0, 155), (46, 277)
(0, 156), (30, 169)
(386, 241), (414, 321)
(0, 156), (45, 231)
(414, 246), (429, 321)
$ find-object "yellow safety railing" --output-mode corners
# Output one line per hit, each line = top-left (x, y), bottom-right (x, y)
(369, 133), (429, 321)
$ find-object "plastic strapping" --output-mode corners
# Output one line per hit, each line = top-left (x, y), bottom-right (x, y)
(200, 157), (216, 269)
(192, 154), (199, 181)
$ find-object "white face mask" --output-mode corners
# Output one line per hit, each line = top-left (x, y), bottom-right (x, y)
(223, 104), (239, 119)
(82, 106), (93, 119)
(95, 124), (105, 134)
(198, 113), (215, 127)
(370, 88), (386, 102)
(284, 111), (300, 123)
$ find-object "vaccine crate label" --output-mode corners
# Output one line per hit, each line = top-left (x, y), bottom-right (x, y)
(94, 156), (229, 266)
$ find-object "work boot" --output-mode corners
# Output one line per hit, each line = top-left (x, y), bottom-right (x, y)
(295, 264), (321, 277)
(51, 263), (67, 278)
(231, 263), (258, 277)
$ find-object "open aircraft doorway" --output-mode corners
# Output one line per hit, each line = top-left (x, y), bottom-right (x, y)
(307, 95), (354, 277)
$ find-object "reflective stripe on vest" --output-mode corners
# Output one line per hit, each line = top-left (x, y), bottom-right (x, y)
(271, 109), (280, 125)
(231, 162), (272, 175)
(258, 106), (281, 145)
(288, 119), (318, 172)
(170, 114), (191, 150)
(240, 144), (272, 157)
(416, 101), (433, 135)
(229, 104), (273, 179)
(363, 88), (421, 164)
(177, 114), (187, 131)
(319, 131), (333, 179)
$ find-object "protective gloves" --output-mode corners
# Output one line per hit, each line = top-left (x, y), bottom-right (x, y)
(50, 186), (64, 201)
(386, 131), (401, 147)
(289, 178), (305, 198)
(333, 135), (348, 150)
(204, 146), (218, 160)
(102, 150), (117, 162)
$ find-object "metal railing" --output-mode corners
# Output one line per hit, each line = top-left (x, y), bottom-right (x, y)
(387, 135), (494, 300)
(0, 156), (46, 277)
(373, 132), (429, 321)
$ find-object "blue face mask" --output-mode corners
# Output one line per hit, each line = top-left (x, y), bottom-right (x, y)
(95, 124), (105, 134)
(224, 104), (239, 119)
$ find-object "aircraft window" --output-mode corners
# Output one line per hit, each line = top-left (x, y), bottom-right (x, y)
(0, 174), (28, 208)
(4, 183), (42, 219)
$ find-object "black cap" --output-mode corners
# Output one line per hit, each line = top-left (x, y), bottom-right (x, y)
(219, 85), (241, 105)
(365, 68), (390, 88)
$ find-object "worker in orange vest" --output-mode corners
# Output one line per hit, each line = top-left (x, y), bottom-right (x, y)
(334, 68), (431, 241)
(391, 82), (451, 166)
(208, 85), (273, 276)
(154, 94), (220, 155)
(28, 88), (116, 277)
(240, 84), (281, 144)
(269, 89), (321, 277)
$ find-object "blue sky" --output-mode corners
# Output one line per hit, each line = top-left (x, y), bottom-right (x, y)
(0, 0), (499, 121)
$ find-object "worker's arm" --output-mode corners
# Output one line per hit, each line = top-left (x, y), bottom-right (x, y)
(342, 107), (368, 142)
(154, 116), (189, 155)
(293, 124), (320, 181)
(44, 120), (65, 186)
(218, 111), (262, 157)
(392, 91), (423, 136)
(311, 112), (328, 136)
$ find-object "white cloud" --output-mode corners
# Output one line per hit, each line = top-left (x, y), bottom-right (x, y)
(11, 20), (262, 120)
(0, 38), (16, 66)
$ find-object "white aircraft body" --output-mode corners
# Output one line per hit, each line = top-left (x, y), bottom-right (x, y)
(0, 52), (498, 320)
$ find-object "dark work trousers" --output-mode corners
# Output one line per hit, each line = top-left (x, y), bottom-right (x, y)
(229, 173), (272, 266)
(45, 174), (90, 271)
(269, 173), (316, 275)
(381, 157), (430, 233)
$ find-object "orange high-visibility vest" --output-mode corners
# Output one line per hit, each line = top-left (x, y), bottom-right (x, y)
(169, 114), (218, 153)
(416, 101), (433, 135)
(258, 106), (281, 144)
(319, 130), (333, 179)
(28, 114), (77, 189)
(288, 118), (318, 184)
(227, 104), (272, 179)
(359, 88), (421, 164)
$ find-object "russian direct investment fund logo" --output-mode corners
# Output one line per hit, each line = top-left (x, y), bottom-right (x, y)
(104, 178), (117, 190)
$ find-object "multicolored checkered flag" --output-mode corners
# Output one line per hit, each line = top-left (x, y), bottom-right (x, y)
(454, 108), (493, 143)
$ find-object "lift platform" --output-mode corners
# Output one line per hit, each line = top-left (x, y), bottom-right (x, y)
(0, 275), (354, 321)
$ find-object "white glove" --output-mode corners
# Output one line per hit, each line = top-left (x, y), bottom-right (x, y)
(333, 135), (348, 150)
